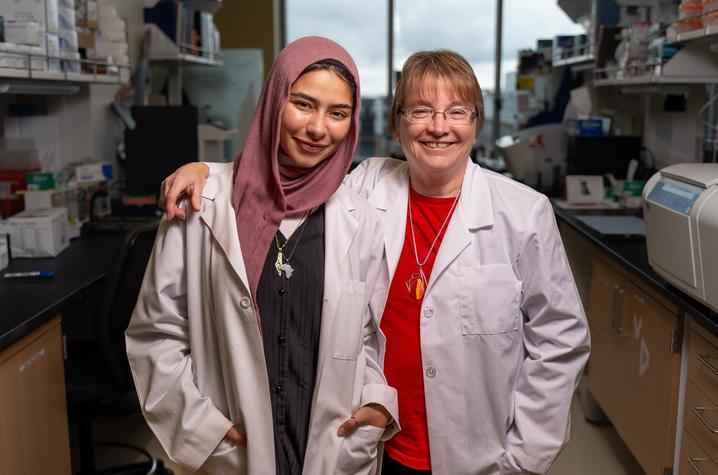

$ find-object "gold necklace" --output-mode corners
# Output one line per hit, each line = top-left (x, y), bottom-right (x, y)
(274, 212), (310, 279)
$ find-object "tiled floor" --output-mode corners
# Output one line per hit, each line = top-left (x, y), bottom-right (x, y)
(79, 392), (645, 474)
(548, 396), (644, 475)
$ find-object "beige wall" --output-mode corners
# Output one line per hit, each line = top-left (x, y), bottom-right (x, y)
(214, 1), (280, 79)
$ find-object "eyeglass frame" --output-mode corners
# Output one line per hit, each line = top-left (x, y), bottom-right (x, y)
(399, 106), (478, 124)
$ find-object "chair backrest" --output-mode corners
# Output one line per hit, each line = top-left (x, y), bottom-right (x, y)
(95, 220), (159, 390)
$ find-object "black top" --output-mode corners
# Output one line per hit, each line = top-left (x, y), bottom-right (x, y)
(256, 206), (325, 475)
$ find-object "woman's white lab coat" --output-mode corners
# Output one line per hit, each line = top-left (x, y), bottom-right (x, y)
(345, 157), (590, 475)
(125, 166), (398, 475)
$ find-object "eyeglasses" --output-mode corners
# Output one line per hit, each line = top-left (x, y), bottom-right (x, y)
(400, 106), (477, 125)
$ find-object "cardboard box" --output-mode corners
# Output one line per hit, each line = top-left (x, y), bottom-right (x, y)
(5, 19), (42, 46)
(5, 207), (69, 257)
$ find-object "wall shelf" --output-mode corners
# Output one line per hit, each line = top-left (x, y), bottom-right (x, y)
(554, 52), (595, 69)
(593, 36), (718, 86)
(0, 53), (130, 87)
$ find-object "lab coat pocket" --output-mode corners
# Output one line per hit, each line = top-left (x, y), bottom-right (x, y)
(200, 439), (246, 475)
(335, 425), (384, 475)
(333, 280), (367, 360)
(459, 264), (521, 335)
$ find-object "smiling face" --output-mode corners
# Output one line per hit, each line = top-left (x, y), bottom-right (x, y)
(278, 69), (354, 169)
(396, 75), (477, 192)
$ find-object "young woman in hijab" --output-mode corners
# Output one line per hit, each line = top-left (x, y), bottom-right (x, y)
(125, 36), (398, 475)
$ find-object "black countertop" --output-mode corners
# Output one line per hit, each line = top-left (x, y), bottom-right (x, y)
(553, 203), (718, 337)
(1, 232), (125, 351)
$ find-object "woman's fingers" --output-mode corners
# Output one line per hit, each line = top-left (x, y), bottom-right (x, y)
(161, 163), (209, 219)
(336, 404), (390, 437)
(336, 416), (361, 437)
(225, 425), (247, 447)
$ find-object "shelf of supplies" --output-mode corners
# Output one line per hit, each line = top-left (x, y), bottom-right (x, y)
(0, 54), (129, 85)
(593, 75), (715, 86)
(146, 24), (221, 67)
(593, 36), (718, 87)
(554, 53), (595, 68)
(148, 52), (221, 67)
(668, 25), (718, 43)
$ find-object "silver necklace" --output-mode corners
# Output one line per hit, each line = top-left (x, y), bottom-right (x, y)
(405, 189), (461, 300)
(274, 213), (310, 279)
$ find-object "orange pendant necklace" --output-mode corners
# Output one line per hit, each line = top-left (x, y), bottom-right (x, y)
(405, 188), (461, 301)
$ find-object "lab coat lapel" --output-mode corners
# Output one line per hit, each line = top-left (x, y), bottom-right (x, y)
(426, 161), (495, 295)
(368, 163), (409, 284)
(315, 187), (358, 383)
(198, 173), (251, 294)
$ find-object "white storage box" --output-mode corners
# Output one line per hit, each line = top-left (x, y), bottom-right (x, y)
(5, 20), (43, 46)
(6, 207), (69, 257)
(0, 233), (8, 271)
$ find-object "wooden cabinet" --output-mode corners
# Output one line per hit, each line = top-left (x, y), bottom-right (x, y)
(680, 322), (718, 474)
(587, 255), (682, 475)
(0, 317), (71, 475)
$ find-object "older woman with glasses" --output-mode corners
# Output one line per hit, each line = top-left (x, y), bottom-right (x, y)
(159, 49), (590, 475)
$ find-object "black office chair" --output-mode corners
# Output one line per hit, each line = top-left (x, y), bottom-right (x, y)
(65, 220), (172, 475)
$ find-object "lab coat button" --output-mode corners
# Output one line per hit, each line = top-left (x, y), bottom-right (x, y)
(240, 297), (251, 309)
(274, 385), (283, 394)
(278, 288), (286, 296)
(423, 307), (434, 318)
(426, 367), (436, 378)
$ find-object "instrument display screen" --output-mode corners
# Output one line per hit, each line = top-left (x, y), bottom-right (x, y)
(647, 178), (702, 215)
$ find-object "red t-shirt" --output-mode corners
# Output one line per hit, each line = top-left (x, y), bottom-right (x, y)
(381, 187), (458, 470)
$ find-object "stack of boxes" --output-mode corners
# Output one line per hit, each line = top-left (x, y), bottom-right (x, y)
(58, 0), (80, 73)
(0, 0), (57, 72)
(87, 4), (128, 72)
(0, 0), (110, 75)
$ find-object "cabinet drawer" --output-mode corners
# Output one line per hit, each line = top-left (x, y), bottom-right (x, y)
(689, 327), (718, 404)
(685, 380), (718, 462)
(680, 429), (718, 475)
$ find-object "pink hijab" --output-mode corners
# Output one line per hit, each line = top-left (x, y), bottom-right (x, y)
(231, 36), (360, 299)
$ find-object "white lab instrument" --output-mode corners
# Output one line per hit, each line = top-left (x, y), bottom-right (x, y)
(643, 163), (718, 312)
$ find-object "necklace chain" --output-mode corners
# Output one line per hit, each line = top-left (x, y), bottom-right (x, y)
(274, 212), (310, 263)
(408, 189), (461, 269)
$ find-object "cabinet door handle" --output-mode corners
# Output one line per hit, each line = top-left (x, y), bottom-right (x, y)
(697, 354), (718, 377)
(611, 285), (628, 336)
(688, 457), (707, 474)
(691, 406), (718, 434)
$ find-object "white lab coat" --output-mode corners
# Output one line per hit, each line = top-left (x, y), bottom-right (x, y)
(344, 157), (590, 475)
(125, 166), (398, 475)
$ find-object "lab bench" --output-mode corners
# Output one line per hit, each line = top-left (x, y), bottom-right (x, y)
(0, 231), (126, 474)
(553, 203), (718, 475)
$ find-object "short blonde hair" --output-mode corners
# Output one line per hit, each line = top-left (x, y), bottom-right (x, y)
(391, 50), (484, 133)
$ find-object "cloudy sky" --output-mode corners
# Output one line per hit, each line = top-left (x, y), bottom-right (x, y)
(287, 0), (584, 97)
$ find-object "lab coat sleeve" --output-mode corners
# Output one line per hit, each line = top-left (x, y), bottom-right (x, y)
(125, 216), (234, 472)
(358, 209), (400, 441)
(204, 161), (231, 176)
(506, 195), (590, 474)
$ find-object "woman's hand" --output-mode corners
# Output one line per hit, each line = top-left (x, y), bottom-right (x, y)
(225, 425), (247, 447)
(159, 162), (210, 220)
(336, 403), (392, 437)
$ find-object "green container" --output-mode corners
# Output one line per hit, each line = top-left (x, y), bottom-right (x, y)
(26, 172), (55, 190)
(622, 180), (646, 197)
